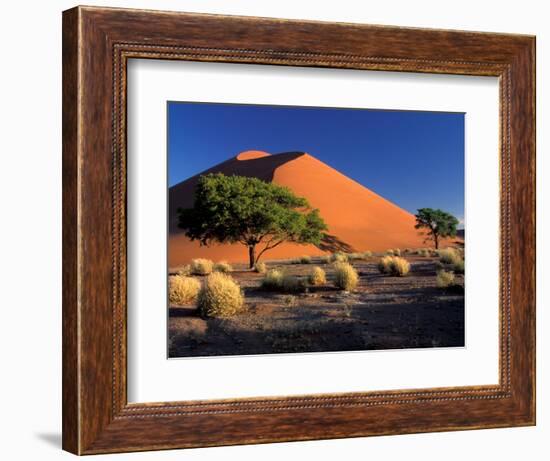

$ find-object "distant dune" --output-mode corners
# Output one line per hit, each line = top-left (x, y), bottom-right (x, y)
(168, 150), (444, 266)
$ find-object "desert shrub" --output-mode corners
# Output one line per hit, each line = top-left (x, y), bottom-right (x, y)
(169, 275), (201, 305)
(261, 269), (284, 290)
(331, 252), (348, 263)
(347, 252), (363, 261)
(299, 255), (312, 264)
(389, 256), (410, 276)
(191, 258), (214, 275)
(308, 266), (326, 286)
(197, 272), (244, 318)
(213, 261), (232, 273)
(333, 262), (359, 291)
(439, 248), (462, 266)
(281, 274), (308, 293)
(453, 259), (465, 274)
(254, 261), (267, 274)
(378, 256), (410, 276)
(362, 250), (373, 258)
(393, 248), (401, 256)
(176, 265), (191, 277)
(282, 295), (298, 307)
(378, 256), (393, 274)
(436, 270), (455, 288)
(417, 248), (430, 257)
(385, 249), (395, 256)
(320, 254), (331, 264)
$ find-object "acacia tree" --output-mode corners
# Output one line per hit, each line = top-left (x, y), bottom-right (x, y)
(414, 208), (459, 249)
(178, 173), (328, 268)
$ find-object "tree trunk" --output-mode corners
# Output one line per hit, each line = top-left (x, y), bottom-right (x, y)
(434, 233), (439, 249)
(248, 245), (256, 269)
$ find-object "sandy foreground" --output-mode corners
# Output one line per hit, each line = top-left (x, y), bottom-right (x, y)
(168, 255), (464, 358)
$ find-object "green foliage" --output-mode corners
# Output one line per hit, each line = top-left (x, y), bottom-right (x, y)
(169, 275), (201, 305)
(197, 273), (244, 318)
(308, 266), (327, 285)
(333, 262), (359, 291)
(190, 258), (214, 275)
(415, 208), (459, 249)
(178, 173), (328, 267)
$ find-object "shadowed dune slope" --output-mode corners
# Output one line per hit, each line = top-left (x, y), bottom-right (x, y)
(168, 150), (436, 266)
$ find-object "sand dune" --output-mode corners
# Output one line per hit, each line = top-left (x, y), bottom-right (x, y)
(168, 150), (444, 266)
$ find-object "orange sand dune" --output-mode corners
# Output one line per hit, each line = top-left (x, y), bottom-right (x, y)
(168, 150), (448, 266)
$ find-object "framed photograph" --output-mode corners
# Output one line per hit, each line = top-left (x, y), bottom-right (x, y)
(62, 6), (535, 455)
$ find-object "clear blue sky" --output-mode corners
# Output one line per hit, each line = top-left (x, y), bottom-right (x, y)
(168, 102), (464, 224)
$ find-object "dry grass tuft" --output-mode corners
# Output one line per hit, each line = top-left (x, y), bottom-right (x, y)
(308, 266), (327, 286)
(333, 262), (359, 291)
(320, 255), (331, 264)
(254, 261), (267, 274)
(439, 248), (462, 265)
(436, 270), (455, 288)
(378, 256), (410, 276)
(299, 255), (312, 264)
(362, 250), (373, 258)
(261, 269), (284, 290)
(169, 275), (201, 305)
(281, 274), (308, 293)
(331, 252), (349, 263)
(176, 265), (191, 277)
(213, 261), (232, 273)
(385, 249), (395, 256)
(197, 272), (244, 318)
(393, 248), (401, 256)
(191, 258), (214, 275)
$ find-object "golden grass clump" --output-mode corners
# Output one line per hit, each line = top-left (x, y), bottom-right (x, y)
(389, 256), (410, 276)
(378, 255), (393, 274)
(299, 255), (312, 264)
(378, 256), (410, 276)
(168, 275), (201, 305)
(176, 265), (191, 277)
(436, 270), (455, 288)
(281, 274), (308, 293)
(439, 248), (462, 266)
(213, 261), (232, 273)
(333, 262), (359, 291)
(453, 259), (465, 274)
(320, 254), (331, 264)
(417, 248), (431, 257)
(331, 252), (348, 263)
(197, 272), (244, 318)
(254, 261), (267, 274)
(190, 258), (214, 275)
(385, 249), (395, 256)
(261, 269), (284, 290)
(362, 250), (373, 258)
(308, 266), (327, 286)
(393, 248), (401, 256)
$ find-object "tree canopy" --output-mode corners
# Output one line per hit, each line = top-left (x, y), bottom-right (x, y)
(178, 173), (328, 267)
(414, 208), (459, 249)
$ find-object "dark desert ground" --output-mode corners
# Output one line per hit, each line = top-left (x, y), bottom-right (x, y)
(168, 253), (464, 358)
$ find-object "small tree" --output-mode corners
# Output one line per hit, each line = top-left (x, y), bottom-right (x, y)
(178, 173), (328, 268)
(414, 208), (459, 249)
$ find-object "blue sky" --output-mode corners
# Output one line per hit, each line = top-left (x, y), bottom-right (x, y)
(168, 102), (464, 224)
